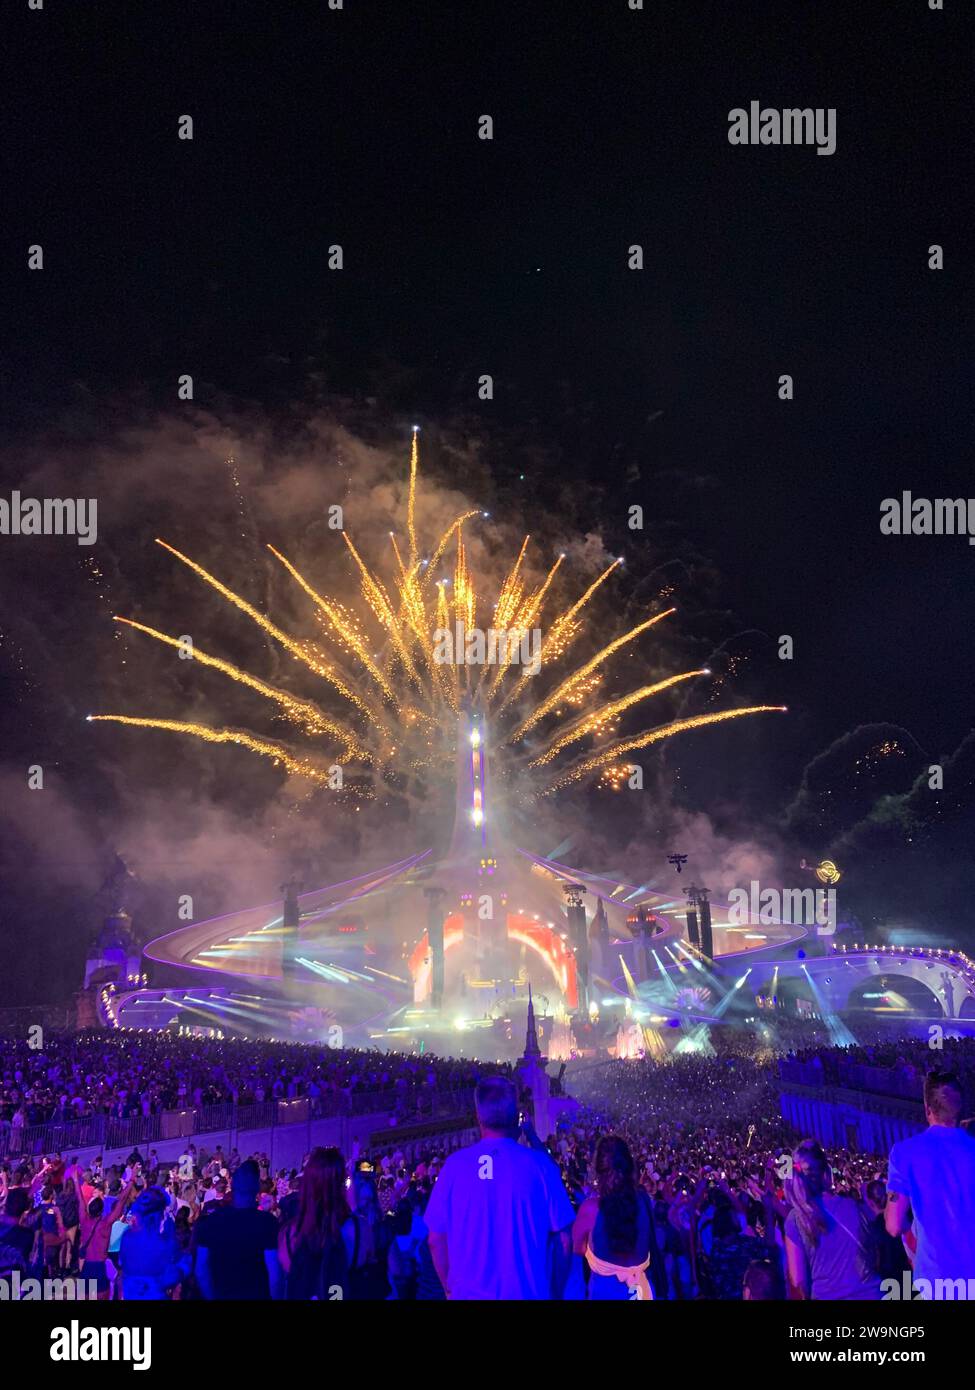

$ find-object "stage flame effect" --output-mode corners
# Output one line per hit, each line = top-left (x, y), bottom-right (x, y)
(90, 433), (783, 801)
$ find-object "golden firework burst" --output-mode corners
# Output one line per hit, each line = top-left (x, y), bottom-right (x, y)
(90, 436), (784, 797)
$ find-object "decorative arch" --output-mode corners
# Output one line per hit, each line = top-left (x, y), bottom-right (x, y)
(506, 913), (579, 1011)
(408, 911), (578, 1009)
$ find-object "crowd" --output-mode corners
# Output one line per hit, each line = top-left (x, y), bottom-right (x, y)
(0, 1031), (500, 1131)
(779, 1035), (975, 1101)
(0, 1132), (456, 1300)
(1, 1031), (974, 1300)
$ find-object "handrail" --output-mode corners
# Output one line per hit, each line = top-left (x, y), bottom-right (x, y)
(0, 1086), (474, 1161)
(778, 1079), (924, 1120)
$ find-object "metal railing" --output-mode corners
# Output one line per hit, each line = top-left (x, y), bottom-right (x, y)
(778, 1079), (924, 1121)
(0, 1086), (475, 1161)
(778, 1057), (940, 1102)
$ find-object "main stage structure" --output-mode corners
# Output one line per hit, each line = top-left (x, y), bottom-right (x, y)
(85, 430), (811, 1055)
(95, 699), (819, 1056)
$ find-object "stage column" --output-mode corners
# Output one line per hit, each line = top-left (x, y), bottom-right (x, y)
(562, 882), (589, 1017)
(280, 875), (303, 980)
(684, 884), (701, 948)
(697, 886), (714, 960)
(424, 885), (447, 1013)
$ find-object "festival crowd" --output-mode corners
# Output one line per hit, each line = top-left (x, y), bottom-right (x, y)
(1, 1032), (974, 1300)
(0, 1031), (496, 1129)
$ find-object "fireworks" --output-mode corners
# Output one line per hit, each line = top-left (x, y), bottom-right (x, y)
(90, 438), (784, 799)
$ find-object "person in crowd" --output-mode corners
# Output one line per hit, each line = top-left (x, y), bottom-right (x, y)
(885, 1070), (975, 1287)
(411, 1187), (446, 1301)
(37, 1185), (67, 1277)
(56, 1169), (80, 1271)
(278, 1147), (357, 1300)
(117, 1186), (187, 1300)
(784, 1140), (882, 1300)
(348, 1168), (390, 1299)
(0, 1187), (36, 1277)
(862, 1178), (910, 1281)
(173, 1207), (194, 1259)
(571, 1135), (666, 1300)
(743, 1258), (785, 1300)
(73, 1172), (135, 1299)
(664, 1176), (697, 1298)
(4, 1023), (975, 1301)
(387, 1198), (419, 1300)
(424, 1076), (574, 1299)
(195, 1159), (280, 1300)
(700, 1198), (777, 1300)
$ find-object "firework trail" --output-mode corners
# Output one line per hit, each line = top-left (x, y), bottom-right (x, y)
(90, 437), (784, 798)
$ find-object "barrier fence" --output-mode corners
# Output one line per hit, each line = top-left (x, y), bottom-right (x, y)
(779, 1056), (932, 1101)
(0, 1086), (474, 1161)
(778, 1080), (925, 1154)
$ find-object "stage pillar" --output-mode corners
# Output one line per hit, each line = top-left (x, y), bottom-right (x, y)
(627, 905), (653, 983)
(590, 897), (610, 975)
(424, 885), (446, 1012)
(698, 887), (714, 960)
(562, 882), (589, 1016)
(280, 876), (303, 979)
(684, 884), (701, 948)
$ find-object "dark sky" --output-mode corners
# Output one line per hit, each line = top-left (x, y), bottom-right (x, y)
(0, 1), (972, 995)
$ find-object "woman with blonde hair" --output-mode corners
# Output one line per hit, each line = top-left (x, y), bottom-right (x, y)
(784, 1139), (881, 1300)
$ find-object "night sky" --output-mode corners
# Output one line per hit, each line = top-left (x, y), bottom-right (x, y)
(1, 1), (972, 1002)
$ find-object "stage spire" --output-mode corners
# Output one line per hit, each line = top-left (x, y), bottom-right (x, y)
(524, 982), (541, 1059)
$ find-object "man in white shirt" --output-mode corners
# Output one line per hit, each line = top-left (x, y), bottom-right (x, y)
(886, 1070), (975, 1288)
(424, 1076), (573, 1300)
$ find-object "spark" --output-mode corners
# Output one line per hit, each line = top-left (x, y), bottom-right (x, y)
(529, 669), (708, 765)
(87, 715), (340, 784)
(267, 545), (396, 706)
(112, 616), (368, 758)
(509, 609), (676, 740)
(94, 441), (784, 796)
(154, 539), (374, 721)
(407, 427), (420, 567)
(541, 706), (788, 793)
